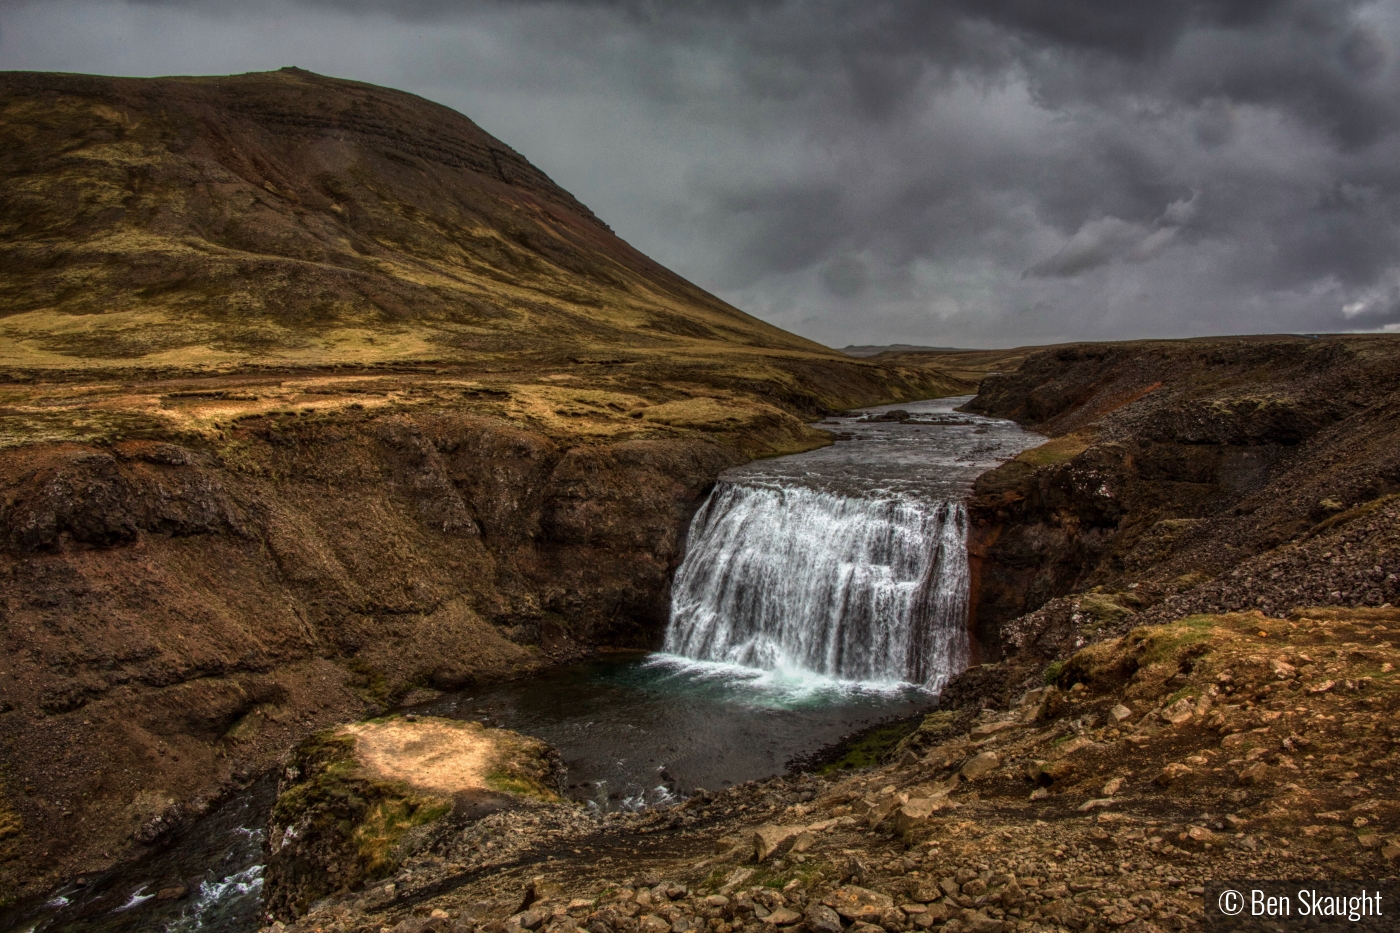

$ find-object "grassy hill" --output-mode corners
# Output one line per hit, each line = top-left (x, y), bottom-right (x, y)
(0, 68), (966, 453)
(0, 67), (837, 369)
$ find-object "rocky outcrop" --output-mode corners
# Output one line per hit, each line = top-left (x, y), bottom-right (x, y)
(962, 335), (1400, 660)
(265, 716), (563, 918)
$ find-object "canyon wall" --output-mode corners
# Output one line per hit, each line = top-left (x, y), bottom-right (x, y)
(0, 373), (930, 903)
(962, 335), (1400, 662)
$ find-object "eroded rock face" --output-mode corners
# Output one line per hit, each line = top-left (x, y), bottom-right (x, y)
(963, 335), (1400, 660)
(0, 409), (740, 898)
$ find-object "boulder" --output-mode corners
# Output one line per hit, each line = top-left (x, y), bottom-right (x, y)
(923, 745), (965, 770)
(637, 917), (670, 933)
(752, 825), (805, 862)
(1161, 698), (1195, 725)
(961, 752), (1001, 780)
(1155, 763), (1194, 786)
(970, 720), (1020, 737)
(824, 886), (894, 922)
(763, 907), (802, 927)
(853, 795), (898, 827)
(880, 907), (906, 930)
(905, 878), (944, 903)
(805, 904), (843, 933)
(1046, 736), (1096, 761)
(954, 908), (1005, 933)
(894, 797), (947, 834)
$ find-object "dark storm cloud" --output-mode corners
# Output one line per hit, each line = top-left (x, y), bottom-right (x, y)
(2, 0), (1399, 344)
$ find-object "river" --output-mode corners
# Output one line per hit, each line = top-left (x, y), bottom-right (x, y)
(2, 395), (1037, 933)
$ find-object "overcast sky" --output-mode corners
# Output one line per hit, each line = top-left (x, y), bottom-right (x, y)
(3, 1), (1400, 348)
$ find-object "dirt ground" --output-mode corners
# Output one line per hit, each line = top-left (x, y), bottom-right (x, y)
(345, 720), (497, 797)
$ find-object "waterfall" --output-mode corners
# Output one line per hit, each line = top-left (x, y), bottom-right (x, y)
(663, 481), (970, 689)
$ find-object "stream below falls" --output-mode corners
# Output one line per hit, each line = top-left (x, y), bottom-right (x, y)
(5, 395), (1039, 933)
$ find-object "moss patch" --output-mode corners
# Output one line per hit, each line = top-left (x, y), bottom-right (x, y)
(1014, 433), (1091, 468)
(816, 719), (922, 774)
(267, 716), (564, 917)
(353, 795), (452, 879)
(1309, 493), (1400, 538)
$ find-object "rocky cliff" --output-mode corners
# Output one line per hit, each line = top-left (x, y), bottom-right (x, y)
(962, 335), (1400, 661)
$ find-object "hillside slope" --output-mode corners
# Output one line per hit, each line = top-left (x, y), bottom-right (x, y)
(0, 67), (831, 370)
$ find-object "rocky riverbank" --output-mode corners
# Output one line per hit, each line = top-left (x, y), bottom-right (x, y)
(259, 605), (1400, 933)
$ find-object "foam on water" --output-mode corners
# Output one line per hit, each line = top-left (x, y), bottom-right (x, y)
(116, 888), (154, 912)
(166, 864), (264, 932)
(643, 652), (915, 706)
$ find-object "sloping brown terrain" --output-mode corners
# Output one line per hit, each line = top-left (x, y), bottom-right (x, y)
(261, 605), (1400, 932)
(0, 66), (834, 369)
(0, 68), (964, 906)
(962, 334), (1400, 660)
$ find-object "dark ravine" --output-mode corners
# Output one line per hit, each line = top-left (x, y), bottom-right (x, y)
(242, 333), (1400, 933)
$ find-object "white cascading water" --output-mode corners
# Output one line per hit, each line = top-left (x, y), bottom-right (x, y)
(663, 481), (970, 689)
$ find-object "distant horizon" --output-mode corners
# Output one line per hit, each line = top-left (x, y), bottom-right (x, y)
(3, 1), (1398, 347)
(838, 330), (1398, 355)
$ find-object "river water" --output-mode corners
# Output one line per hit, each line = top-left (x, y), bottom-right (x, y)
(3, 395), (1037, 933)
